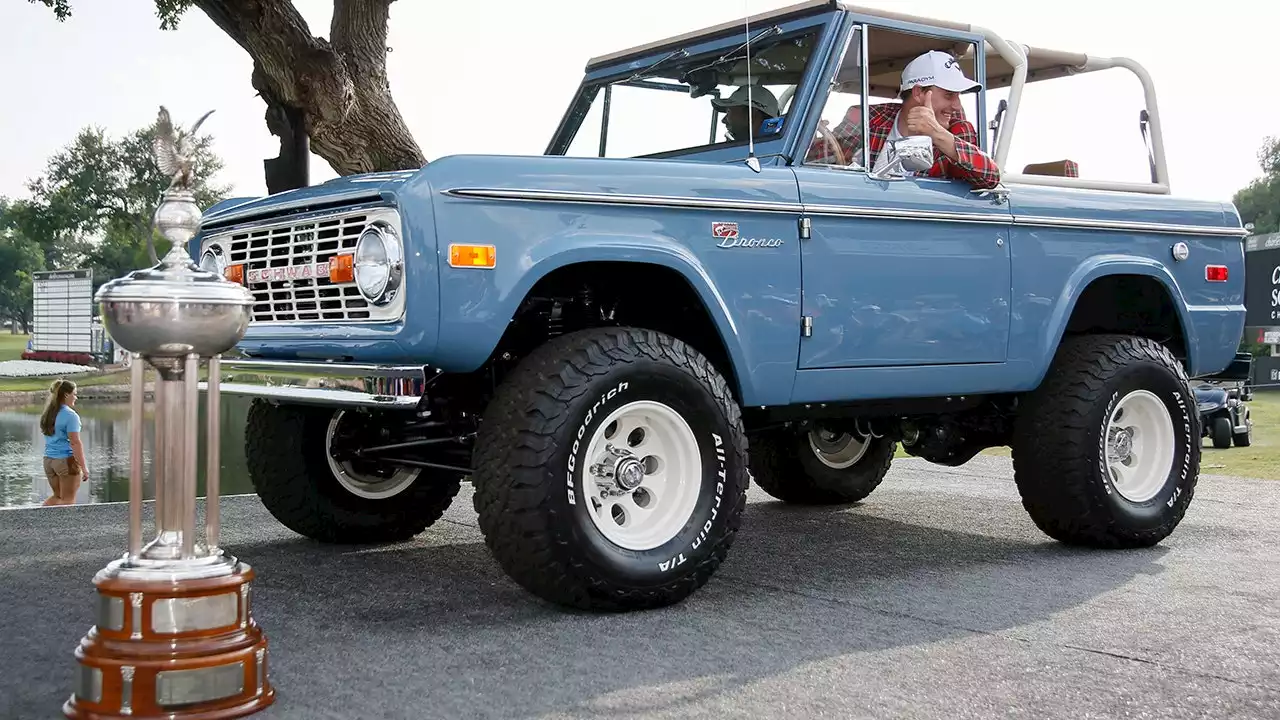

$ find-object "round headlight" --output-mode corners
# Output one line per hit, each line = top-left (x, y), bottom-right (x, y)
(199, 247), (224, 276)
(354, 223), (402, 305)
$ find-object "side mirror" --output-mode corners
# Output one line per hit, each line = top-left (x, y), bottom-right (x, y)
(868, 135), (935, 181)
(897, 135), (936, 172)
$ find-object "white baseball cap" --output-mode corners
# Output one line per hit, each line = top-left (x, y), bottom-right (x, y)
(712, 85), (781, 117)
(900, 50), (982, 94)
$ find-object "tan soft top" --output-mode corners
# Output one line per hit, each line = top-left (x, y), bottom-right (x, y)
(585, 0), (1089, 96)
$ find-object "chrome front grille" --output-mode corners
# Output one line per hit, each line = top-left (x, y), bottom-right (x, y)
(202, 206), (403, 325)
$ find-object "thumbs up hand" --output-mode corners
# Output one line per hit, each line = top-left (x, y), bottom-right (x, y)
(904, 88), (948, 139)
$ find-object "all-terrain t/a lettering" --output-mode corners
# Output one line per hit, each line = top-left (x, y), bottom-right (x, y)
(658, 554), (688, 573)
(692, 433), (727, 551)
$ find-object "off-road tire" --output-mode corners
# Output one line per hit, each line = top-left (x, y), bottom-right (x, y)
(1233, 414), (1252, 447)
(245, 401), (462, 544)
(1011, 334), (1199, 549)
(1211, 416), (1232, 449)
(471, 327), (750, 611)
(750, 428), (895, 504)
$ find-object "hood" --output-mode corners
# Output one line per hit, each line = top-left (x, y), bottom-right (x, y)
(1194, 385), (1228, 406)
(200, 169), (424, 230)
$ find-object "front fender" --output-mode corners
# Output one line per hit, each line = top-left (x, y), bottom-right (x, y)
(432, 234), (767, 403)
(1037, 254), (1198, 379)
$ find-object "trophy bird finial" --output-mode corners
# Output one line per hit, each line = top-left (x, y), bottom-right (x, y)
(152, 105), (215, 192)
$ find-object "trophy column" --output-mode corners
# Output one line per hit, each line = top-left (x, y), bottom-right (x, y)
(63, 108), (274, 720)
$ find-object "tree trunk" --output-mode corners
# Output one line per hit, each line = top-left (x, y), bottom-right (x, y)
(194, 0), (425, 182)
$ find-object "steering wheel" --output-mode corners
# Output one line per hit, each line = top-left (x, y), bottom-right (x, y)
(816, 120), (847, 166)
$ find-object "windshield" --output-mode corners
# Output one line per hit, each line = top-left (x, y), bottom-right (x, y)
(560, 26), (823, 160)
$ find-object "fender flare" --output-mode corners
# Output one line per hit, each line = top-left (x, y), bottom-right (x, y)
(477, 236), (757, 401)
(1037, 254), (1198, 380)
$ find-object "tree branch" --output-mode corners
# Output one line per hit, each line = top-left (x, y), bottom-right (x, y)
(193, 0), (348, 115)
(193, 0), (424, 176)
(331, 0), (391, 87)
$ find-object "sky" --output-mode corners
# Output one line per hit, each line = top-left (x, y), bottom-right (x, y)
(1, 0), (1276, 206)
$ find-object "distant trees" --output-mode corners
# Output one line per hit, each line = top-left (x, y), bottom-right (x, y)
(0, 116), (229, 331)
(1232, 136), (1280, 236)
(0, 199), (44, 333)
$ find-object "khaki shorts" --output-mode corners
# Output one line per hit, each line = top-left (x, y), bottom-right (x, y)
(43, 456), (79, 482)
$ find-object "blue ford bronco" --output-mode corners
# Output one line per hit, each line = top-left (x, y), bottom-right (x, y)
(190, 1), (1252, 611)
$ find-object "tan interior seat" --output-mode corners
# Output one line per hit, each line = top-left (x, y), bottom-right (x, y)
(1022, 160), (1079, 177)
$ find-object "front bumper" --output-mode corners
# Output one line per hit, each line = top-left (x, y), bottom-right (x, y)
(199, 358), (435, 409)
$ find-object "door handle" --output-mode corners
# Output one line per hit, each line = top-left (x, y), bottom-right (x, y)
(972, 185), (1010, 204)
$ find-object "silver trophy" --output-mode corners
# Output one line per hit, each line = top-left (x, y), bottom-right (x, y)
(65, 107), (274, 720)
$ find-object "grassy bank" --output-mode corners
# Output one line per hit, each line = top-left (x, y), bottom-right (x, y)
(0, 370), (131, 393)
(1198, 390), (1279, 479)
(0, 334), (30, 362)
(0, 332), (133, 393)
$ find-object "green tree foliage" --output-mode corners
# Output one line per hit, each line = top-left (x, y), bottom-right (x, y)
(11, 118), (229, 291)
(0, 199), (47, 333)
(1232, 136), (1280, 236)
(31, 0), (192, 29)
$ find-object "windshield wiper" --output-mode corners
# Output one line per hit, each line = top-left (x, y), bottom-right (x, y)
(627, 48), (690, 83)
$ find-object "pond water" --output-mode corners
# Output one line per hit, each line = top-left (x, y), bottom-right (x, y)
(0, 395), (257, 509)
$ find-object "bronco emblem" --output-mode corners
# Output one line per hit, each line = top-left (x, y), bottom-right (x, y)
(717, 236), (785, 249)
(712, 222), (739, 239)
(713, 221), (782, 249)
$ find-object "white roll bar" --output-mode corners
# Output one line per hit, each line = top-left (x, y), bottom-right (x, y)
(971, 28), (1172, 194)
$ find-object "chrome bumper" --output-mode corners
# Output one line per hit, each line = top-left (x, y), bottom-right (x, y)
(198, 358), (434, 409)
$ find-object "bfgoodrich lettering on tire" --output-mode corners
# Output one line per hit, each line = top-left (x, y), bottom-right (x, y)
(1011, 334), (1199, 548)
(471, 327), (749, 611)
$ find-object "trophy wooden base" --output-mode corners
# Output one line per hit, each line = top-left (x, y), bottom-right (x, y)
(63, 558), (274, 720)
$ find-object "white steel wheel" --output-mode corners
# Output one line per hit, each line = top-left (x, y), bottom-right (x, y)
(325, 411), (420, 500)
(582, 400), (702, 551)
(807, 428), (870, 469)
(1105, 389), (1175, 503)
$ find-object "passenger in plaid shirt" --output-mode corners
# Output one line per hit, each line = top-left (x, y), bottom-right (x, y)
(807, 51), (1001, 190)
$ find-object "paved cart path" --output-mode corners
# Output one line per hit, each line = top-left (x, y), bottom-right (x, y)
(3, 455), (1278, 719)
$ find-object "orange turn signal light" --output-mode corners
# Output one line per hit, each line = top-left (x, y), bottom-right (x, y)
(449, 244), (497, 268)
(224, 264), (244, 284)
(330, 253), (354, 283)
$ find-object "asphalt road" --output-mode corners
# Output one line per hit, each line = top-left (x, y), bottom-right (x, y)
(3, 455), (1278, 719)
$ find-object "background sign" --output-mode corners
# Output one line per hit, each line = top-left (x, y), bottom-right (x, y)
(31, 268), (94, 353)
(1245, 234), (1280, 328)
(1254, 355), (1280, 390)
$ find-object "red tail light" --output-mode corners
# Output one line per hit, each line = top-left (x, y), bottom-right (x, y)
(1205, 265), (1228, 282)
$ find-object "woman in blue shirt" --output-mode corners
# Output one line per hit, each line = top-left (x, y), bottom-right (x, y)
(40, 378), (86, 506)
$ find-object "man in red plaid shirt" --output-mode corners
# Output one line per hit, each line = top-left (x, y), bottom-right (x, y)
(806, 50), (1001, 190)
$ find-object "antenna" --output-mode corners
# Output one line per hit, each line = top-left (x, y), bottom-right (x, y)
(743, 0), (760, 172)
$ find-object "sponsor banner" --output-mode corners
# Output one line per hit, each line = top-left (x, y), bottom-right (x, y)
(1245, 244), (1280, 327)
